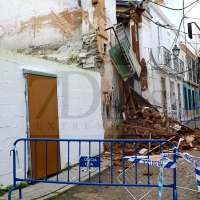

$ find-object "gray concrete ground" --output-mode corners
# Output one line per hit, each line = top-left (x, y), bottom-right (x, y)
(4, 150), (199, 200)
(0, 158), (110, 200)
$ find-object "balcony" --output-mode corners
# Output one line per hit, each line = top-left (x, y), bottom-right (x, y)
(108, 23), (141, 80)
(157, 46), (184, 73)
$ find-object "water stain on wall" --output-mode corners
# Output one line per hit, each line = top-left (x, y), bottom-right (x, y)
(93, 0), (108, 41)
(19, 9), (82, 38)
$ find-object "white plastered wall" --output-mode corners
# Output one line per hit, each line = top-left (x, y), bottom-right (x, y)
(0, 48), (104, 186)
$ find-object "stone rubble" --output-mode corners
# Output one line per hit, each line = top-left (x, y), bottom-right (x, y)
(102, 103), (200, 166)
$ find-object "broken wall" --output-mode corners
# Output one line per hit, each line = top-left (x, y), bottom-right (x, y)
(0, 48), (104, 186)
(81, 0), (122, 139)
(0, 0), (123, 140)
(100, 0), (123, 139)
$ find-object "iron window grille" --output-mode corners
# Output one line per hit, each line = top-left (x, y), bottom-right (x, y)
(158, 46), (184, 72)
(177, 83), (182, 109)
(161, 77), (167, 113)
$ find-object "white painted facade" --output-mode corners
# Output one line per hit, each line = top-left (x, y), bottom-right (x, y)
(140, 10), (154, 100)
(146, 2), (184, 117)
(179, 28), (199, 82)
(0, 48), (103, 186)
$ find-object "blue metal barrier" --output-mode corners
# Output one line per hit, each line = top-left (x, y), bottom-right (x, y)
(8, 138), (177, 200)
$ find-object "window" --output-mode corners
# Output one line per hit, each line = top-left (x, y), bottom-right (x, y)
(199, 92), (200, 107)
(184, 87), (188, 108)
(192, 61), (197, 83)
(197, 62), (200, 84)
(188, 89), (191, 108)
(167, 31), (171, 49)
(170, 81), (176, 110)
(180, 55), (184, 72)
(161, 77), (167, 112)
(192, 90), (195, 108)
(173, 57), (179, 72)
(186, 55), (198, 82)
(186, 55), (193, 81)
(131, 23), (140, 61)
(188, 23), (193, 39)
(177, 83), (182, 109)
(157, 24), (162, 48)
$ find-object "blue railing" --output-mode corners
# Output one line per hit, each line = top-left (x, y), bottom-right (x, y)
(8, 138), (177, 200)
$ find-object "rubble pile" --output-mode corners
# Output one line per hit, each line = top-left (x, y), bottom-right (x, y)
(121, 106), (194, 142)
(103, 106), (200, 166)
(103, 80), (200, 167)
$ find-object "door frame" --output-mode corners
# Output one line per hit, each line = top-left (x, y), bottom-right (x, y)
(23, 69), (58, 178)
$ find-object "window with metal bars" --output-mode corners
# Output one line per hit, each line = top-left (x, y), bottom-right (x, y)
(179, 59), (184, 73)
(197, 62), (200, 84)
(161, 77), (167, 112)
(192, 60), (197, 83)
(164, 51), (172, 68)
(173, 57), (179, 72)
(187, 56), (193, 81)
(186, 55), (198, 83)
(177, 83), (182, 109)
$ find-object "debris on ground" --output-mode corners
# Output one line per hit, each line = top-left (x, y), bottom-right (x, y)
(103, 80), (200, 166)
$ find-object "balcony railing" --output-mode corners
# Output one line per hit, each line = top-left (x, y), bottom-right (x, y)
(172, 58), (184, 72)
(173, 57), (179, 72)
(158, 46), (171, 68)
(179, 59), (184, 72)
(157, 46), (184, 73)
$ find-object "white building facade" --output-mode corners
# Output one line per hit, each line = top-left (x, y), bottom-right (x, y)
(144, 1), (185, 119)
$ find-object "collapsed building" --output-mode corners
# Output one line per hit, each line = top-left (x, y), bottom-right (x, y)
(0, 0), (200, 187)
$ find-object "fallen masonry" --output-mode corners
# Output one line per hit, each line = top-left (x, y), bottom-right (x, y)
(103, 80), (200, 167)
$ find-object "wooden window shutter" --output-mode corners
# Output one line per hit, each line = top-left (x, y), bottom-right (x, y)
(132, 25), (136, 53)
(131, 24), (140, 62)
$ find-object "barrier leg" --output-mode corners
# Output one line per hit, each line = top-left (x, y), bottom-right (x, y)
(173, 189), (177, 200)
(8, 185), (22, 200)
(19, 185), (22, 199)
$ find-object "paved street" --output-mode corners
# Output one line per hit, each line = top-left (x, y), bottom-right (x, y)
(0, 158), (110, 200)
(1, 151), (200, 200)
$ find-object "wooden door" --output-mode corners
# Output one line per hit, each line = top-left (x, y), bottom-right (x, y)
(27, 74), (61, 179)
